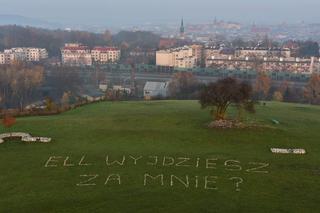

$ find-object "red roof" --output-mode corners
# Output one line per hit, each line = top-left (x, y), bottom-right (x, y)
(63, 46), (89, 51)
(93, 46), (119, 52)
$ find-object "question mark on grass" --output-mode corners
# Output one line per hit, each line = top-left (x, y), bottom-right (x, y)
(229, 177), (243, 192)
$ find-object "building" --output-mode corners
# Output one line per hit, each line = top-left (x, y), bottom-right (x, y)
(81, 85), (105, 102)
(0, 53), (5, 64)
(235, 47), (291, 58)
(143, 81), (169, 100)
(112, 85), (131, 94)
(201, 45), (316, 73)
(175, 57), (197, 69)
(61, 43), (92, 66)
(4, 53), (16, 64)
(4, 48), (26, 62)
(204, 47), (225, 58)
(205, 55), (320, 73)
(25, 48), (48, 61)
(156, 50), (175, 67)
(180, 18), (185, 39)
(91, 46), (121, 64)
(0, 47), (48, 64)
(61, 44), (121, 66)
(156, 45), (203, 68)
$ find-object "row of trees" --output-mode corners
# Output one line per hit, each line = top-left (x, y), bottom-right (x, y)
(198, 73), (320, 123)
(0, 64), (94, 110)
(0, 62), (44, 110)
(254, 72), (320, 104)
(168, 71), (320, 105)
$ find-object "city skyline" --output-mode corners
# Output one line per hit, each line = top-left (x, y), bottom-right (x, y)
(0, 0), (319, 26)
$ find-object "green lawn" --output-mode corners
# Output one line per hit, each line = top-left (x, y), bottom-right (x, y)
(0, 101), (319, 213)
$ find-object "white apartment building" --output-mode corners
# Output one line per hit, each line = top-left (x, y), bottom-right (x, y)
(156, 45), (202, 68)
(26, 48), (48, 61)
(4, 48), (26, 62)
(235, 48), (291, 58)
(0, 47), (48, 64)
(204, 47), (224, 58)
(0, 52), (24, 64)
(61, 43), (92, 66)
(91, 47), (121, 63)
(175, 57), (197, 68)
(0, 53), (5, 64)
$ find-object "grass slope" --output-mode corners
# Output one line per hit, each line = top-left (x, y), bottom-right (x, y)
(0, 101), (319, 213)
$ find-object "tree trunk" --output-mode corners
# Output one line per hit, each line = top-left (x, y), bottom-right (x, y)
(215, 106), (226, 120)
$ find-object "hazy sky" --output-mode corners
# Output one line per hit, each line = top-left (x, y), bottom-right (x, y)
(0, 0), (319, 25)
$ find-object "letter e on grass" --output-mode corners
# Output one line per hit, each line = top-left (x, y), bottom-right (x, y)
(45, 156), (62, 167)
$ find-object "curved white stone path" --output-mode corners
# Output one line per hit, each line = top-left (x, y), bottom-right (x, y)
(0, 132), (52, 144)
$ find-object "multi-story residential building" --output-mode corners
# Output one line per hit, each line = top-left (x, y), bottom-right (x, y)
(156, 45), (202, 68)
(61, 43), (92, 66)
(0, 53), (5, 64)
(0, 47), (48, 64)
(204, 47), (224, 58)
(4, 48), (26, 62)
(4, 53), (15, 64)
(26, 48), (48, 61)
(156, 50), (175, 67)
(235, 47), (291, 58)
(91, 46), (120, 64)
(175, 57), (197, 68)
(61, 44), (121, 66)
(205, 55), (320, 74)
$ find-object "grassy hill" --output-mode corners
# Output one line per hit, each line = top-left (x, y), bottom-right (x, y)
(0, 101), (319, 212)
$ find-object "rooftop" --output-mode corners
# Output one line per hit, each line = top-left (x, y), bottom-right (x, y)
(93, 46), (120, 52)
(144, 81), (169, 91)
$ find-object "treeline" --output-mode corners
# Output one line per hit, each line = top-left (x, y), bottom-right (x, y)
(0, 63), (98, 110)
(167, 72), (320, 105)
(0, 25), (160, 57)
(0, 62), (44, 110)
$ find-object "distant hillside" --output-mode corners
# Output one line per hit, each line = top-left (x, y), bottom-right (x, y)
(0, 25), (110, 56)
(0, 25), (160, 57)
(0, 14), (62, 29)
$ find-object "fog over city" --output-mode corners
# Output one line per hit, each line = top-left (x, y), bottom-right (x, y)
(0, 0), (319, 25)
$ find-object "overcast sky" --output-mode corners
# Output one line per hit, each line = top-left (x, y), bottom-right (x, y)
(0, 0), (319, 25)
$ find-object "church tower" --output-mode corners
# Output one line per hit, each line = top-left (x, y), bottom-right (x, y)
(180, 18), (185, 39)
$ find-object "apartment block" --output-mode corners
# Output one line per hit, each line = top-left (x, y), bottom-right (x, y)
(156, 45), (202, 68)
(235, 48), (291, 58)
(61, 44), (121, 66)
(0, 53), (5, 64)
(0, 47), (48, 64)
(91, 46), (121, 63)
(61, 43), (92, 66)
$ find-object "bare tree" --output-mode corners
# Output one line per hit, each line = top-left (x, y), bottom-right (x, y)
(199, 77), (254, 121)
(254, 72), (271, 100)
(304, 74), (320, 104)
(169, 72), (200, 99)
(0, 62), (44, 110)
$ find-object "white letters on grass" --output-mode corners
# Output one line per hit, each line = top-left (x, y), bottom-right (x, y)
(0, 132), (51, 144)
(44, 154), (271, 192)
(271, 148), (306, 154)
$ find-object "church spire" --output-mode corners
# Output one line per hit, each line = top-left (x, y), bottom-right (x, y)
(180, 18), (185, 39)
